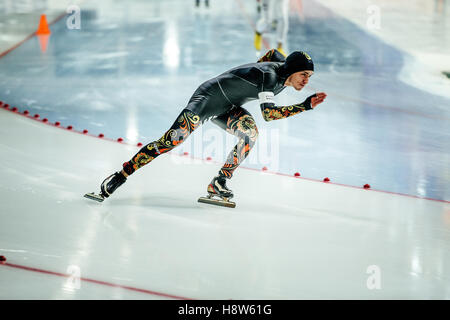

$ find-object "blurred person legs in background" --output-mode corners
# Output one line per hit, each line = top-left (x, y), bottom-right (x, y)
(254, 0), (289, 56)
(196, 0), (209, 8)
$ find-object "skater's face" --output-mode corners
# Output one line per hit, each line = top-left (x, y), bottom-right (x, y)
(286, 71), (314, 91)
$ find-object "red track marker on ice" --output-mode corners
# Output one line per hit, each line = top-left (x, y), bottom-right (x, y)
(1, 105), (449, 204)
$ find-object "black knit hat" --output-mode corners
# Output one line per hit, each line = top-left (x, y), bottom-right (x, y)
(279, 51), (314, 78)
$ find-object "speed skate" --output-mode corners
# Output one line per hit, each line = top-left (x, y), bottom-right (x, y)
(198, 193), (236, 208)
(198, 175), (236, 208)
(83, 172), (127, 203)
(84, 192), (105, 202)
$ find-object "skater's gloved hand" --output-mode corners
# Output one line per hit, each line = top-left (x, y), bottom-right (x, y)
(304, 92), (327, 110)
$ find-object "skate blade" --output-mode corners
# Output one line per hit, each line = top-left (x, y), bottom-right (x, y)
(198, 196), (236, 208)
(84, 192), (105, 202)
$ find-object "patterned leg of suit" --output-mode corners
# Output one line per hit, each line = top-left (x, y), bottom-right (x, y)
(212, 106), (259, 179)
(122, 109), (201, 175)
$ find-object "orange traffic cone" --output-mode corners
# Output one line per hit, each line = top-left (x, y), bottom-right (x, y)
(36, 14), (51, 35)
(36, 14), (51, 53)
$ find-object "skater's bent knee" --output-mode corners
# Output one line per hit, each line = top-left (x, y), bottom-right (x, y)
(244, 122), (259, 141)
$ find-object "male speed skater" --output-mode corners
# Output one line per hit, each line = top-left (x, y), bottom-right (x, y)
(84, 49), (327, 207)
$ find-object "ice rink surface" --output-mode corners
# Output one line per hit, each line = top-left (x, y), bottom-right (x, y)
(0, 0), (449, 299)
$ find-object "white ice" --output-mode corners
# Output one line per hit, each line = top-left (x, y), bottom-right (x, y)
(0, 109), (449, 299)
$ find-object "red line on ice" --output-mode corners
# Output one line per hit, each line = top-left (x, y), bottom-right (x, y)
(1, 262), (195, 300)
